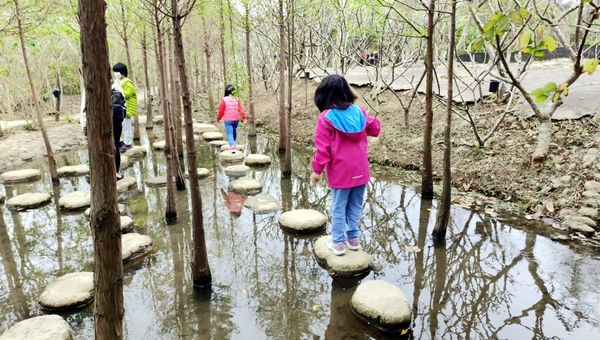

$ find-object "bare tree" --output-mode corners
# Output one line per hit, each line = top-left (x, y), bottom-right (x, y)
(219, 0), (228, 85)
(244, 0), (257, 137)
(141, 27), (154, 130)
(421, 0), (436, 199)
(282, 0), (293, 177)
(277, 0), (287, 152)
(203, 19), (216, 117)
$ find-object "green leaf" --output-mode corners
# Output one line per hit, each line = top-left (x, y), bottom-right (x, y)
(523, 46), (534, 54)
(470, 38), (485, 52)
(542, 82), (558, 93)
(534, 50), (545, 58)
(542, 36), (557, 52)
(519, 7), (529, 19)
(583, 59), (600, 74)
(484, 13), (504, 34)
(520, 31), (532, 50)
(533, 94), (548, 104)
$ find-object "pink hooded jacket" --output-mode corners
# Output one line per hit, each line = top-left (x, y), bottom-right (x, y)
(312, 104), (381, 189)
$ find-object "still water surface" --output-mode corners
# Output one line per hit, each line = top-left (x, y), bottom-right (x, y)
(0, 132), (599, 339)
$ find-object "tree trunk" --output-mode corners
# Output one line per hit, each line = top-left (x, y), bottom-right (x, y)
(227, 0), (238, 84)
(119, 0), (140, 141)
(433, 0), (456, 242)
(282, 0), (293, 177)
(219, 0), (228, 85)
(142, 28), (153, 130)
(245, 1), (257, 137)
(54, 71), (61, 121)
(154, 9), (177, 223)
(166, 37), (186, 191)
(278, 0), (287, 152)
(531, 119), (551, 164)
(78, 0), (123, 338)
(421, 0), (436, 199)
(171, 0), (212, 288)
(14, 0), (59, 184)
(168, 35), (184, 158)
(203, 22), (216, 117)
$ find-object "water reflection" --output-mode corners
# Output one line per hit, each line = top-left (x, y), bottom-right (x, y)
(0, 131), (599, 339)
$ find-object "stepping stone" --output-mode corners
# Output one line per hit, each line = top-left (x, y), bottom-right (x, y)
(584, 181), (600, 192)
(59, 191), (91, 211)
(583, 198), (599, 208)
(220, 144), (244, 151)
(219, 150), (244, 162)
(182, 134), (201, 143)
(117, 176), (137, 193)
(244, 194), (280, 214)
(313, 236), (371, 277)
(351, 280), (412, 332)
(123, 145), (147, 158)
(202, 131), (224, 141)
(152, 141), (165, 150)
(152, 116), (164, 125)
(245, 154), (271, 166)
(0, 169), (41, 184)
(569, 223), (595, 237)
(224, 164), (250, 177)
(193, 123), (218, 133)
(122, 233), (153, 262)
(145, 176), (167, 188)
(120, 216), (134, 233)
(85, 204), (126, 217)
(279, 209), (327, 233)
(0, 315), (73, 340)
(582, 190), (598, 198)
(565, 215), (597, 228)
(209, 140), (229, 147)
(57, 165), (89, 177)
(38, 272), (94, 311)
(228, 177), (262, 195)
(7, 193), (52, 211)
(185, 168), (210, 178)
(120, 155), (130, 169)
(578, 207), (598, 219)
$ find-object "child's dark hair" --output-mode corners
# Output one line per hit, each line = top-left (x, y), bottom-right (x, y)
(225, 84), (235, 96)
(112, 63), (128, 77)
(314, 74), (357, 112)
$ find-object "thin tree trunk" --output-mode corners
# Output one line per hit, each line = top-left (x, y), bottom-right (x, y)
(154, 9), (177, 223)
(219, 0), (228, 85)
(227, 0), (238, 84)
(421, 0), (436, 199)
(171, 0), (212, 288)
(54, 71), (61, 121)
(278, 0), (287, 152)
(142, 28), (153, 130)
(119, 0), (140, 141)
(166, 36), (186, 190)
(203, 22), (216, 117)
(244, 1), (257, 137)
(282, 0), (293, 177)
(78, 0), (123, 338)
(433, 0), (456, 242)
(14, 0), (59, 184)
(168, 35), (184, 158)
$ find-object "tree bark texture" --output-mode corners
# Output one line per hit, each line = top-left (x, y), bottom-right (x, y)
(142, 28), (153, 130)
(78, 0), (124, 338)
(421, 0), (435, 199)
(219, 0), (228, 85)
(282, 0), (293, 176)
(169, 35), (184, 158)
(55, 71), (61, 121)
(245, 1), (257, 137)
(278, 0), (287, 152)
(203, 21), (216, 117)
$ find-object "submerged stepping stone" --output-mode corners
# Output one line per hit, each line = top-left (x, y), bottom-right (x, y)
(120, 155), (130, 169)
(202, 131), (224, 141)
(193, 123), (218, 133)
(0, 169), (41, 184)
(38, 272), (94, 311)
(245, 154), (271, 166)
(57, 165), (89, 177)
(152, 141), (166, 150)
(220, 150), (244, 162)
(313, 236), (371, 277)
(145, 176), (167, 188)
(244, 194), (280, 214)
(228, 177), (262, 195)
(186, 168), (210, 178)
(0, 315), (73, 340)
(59, 191), (91, 211)
(220, 144), (244, 151)
(117, 176), (137, 193)
(122, 233), (153, 262)
(7, 193), (52, 211)
(209, 140), (229, 147)
(123, 145), (147, 158)
(120, 216), (134, 233)
(279, 209), (327, 233)
(85, 204), (126, 217)
(224, 164), (250, 177)
(351, 280), (412, 332)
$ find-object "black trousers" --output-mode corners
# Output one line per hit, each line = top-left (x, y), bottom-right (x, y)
(113, 115), (124, 172)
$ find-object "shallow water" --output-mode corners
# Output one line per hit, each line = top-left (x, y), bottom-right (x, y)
(1, 131), (599, 339)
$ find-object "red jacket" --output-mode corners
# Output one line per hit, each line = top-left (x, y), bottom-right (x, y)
(217, 96), (247, 122)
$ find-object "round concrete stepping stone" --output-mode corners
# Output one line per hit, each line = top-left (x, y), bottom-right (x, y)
(245, 154), (271, 166)
(120, 155), (130, 169)
(224, 164), (250, 177)
(0, 169), (41, 184)
(193, 123), (218, 133)
(244, 194), (280, 214)
(85, 204), (126, 217)
(220, 150), (244, 162)
(117, 176), (137, 193)
(59, 191), (91, 211)
(120, 216), (134, 233)
(123, 145), (147, 158)
(313, 236), (371, 277)
(220, 144), (244, 151)
(0, 315), (73, 340)
(228, 177), (262, 195)
(122, 233), (153, 262)
(38, 272), (93, 311)
(583, 190), (599, 198)
(584, 198), (599, 208)
(186, 168), (210, 178)
(279, 209), (327, 233)
(209, 140), (229, 147)
(565, 215), (597, 228)
(202, 131), (224, 141)
(145, 176), (167, 188)
(351, 280), (412, 331)
(57, 165), (89, 177)
(152, 141), (166, 150)
(584, 181), (600, 192)
(7, 193), (52, 211)
(569, 223), (595, 236)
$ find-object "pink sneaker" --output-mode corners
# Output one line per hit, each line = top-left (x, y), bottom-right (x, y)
(327, 240), (346, 256)
(345, 238), (360, 251)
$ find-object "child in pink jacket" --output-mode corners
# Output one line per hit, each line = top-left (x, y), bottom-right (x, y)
(216, 84), (247, 149)
(310, 75), (381, 255)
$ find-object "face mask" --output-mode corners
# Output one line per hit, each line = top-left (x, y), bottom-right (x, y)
(114, 72), (122, 80)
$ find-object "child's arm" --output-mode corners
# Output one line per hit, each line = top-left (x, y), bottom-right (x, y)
(366, 115), (381, 137)
(312, 117), (332, 175)
(216, 99), (226, 121)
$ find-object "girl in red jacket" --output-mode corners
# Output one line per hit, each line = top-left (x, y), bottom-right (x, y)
(216, 84), (247, 149)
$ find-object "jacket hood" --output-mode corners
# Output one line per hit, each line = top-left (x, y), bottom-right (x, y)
(324, 104), (365, 141)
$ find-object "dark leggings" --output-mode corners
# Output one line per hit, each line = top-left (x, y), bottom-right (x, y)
(114, 115), (123, 172)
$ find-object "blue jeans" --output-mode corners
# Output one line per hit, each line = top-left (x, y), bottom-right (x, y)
(331, 185), (366, 243)
(224, 120), (239, 147)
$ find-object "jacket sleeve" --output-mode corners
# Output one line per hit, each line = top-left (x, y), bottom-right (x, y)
(312, 115), (332, 175)
(238, 100), (247, 121)
(216, 99), (225, 121)
(359, 105), (381, 137)
(121, 79), (136, 101)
